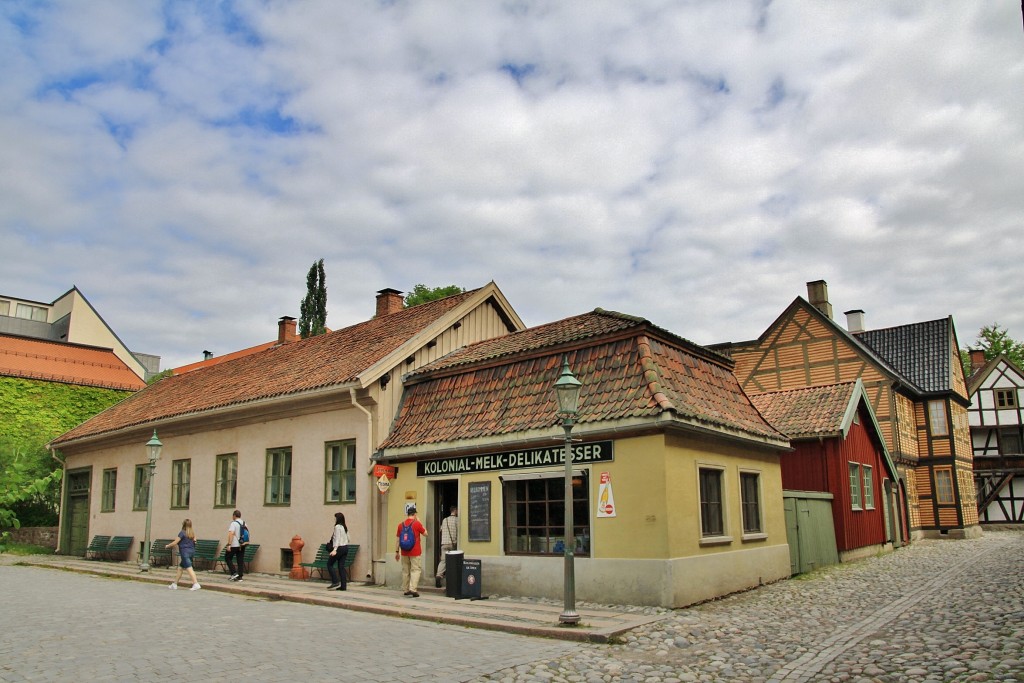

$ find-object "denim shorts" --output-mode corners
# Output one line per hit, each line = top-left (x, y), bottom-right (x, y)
(180, 551), (194, 569)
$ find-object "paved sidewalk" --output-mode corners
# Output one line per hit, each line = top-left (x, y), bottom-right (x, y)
(2, 553), (664, 643)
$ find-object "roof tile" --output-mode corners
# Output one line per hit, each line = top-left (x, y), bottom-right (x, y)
(750, 383), (857, 438)
(0, 334), (145, 391)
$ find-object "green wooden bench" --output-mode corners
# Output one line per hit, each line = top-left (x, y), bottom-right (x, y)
(104, 535), (134, 561)
(192, 539), (220, 571)
(148, 539), (174, 566)
(301, 543), (359, 581)
(85, 535), (111, 560)
(300, 543), (330, 579)
(214, 543), (260, 574)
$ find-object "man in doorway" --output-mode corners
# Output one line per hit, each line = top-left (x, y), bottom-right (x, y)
(435, 505), (458, 588)
(226, 509), (244, 582)
(395, 504), (427, 597)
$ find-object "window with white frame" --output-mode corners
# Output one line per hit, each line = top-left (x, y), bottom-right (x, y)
(849, 463), (862, 510)
(15, 303), (47, 321)
(928, 401), (948, 436)
(934, 468), (954, 504)
(995, 389), (1017, 409)
(699, 467), (726, 537)
(740, 471), (762, 534)
(133, 465), (149, 510)
(101, 468), (117, 512)
(170, 459), (190, 509)
(862, 464), (874, 509)
(214, 453), (237, 507)
(325, 440), (357, 503)
(265, 447), (292, 505)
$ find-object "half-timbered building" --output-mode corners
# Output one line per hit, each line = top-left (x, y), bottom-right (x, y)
(967, 352), (1024, 524)
(713, 280), (980, 541)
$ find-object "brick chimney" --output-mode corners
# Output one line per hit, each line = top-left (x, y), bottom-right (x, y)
(375, 288), (404, 317)
(806, 280), (833, 320)
(844, 309), (866, 334)
(970, 349), (987, 373)
(278, 316), (298, 344)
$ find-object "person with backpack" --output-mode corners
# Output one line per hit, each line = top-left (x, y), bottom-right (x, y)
(165, 518), (201, 591)
(226, 509), (246, 582)
(395, 503), (427, 597)
(326, 511), (350, 591)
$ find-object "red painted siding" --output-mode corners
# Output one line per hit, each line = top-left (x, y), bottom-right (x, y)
(780, 412), (888, 553)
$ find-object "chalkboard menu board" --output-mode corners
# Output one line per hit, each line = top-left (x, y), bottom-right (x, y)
(467, 481), (491, 542)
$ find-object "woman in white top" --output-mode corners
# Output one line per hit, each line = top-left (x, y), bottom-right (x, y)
(327, 512), (350, 590)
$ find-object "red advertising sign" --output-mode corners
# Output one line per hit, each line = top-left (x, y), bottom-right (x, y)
(374, 464), (396, 479)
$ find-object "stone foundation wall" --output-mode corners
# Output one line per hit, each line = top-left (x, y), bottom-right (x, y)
(3, 526), (59, 549)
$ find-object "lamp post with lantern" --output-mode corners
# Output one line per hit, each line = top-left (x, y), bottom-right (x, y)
(553, 357), (582, 625)
(139, 430), (162, 572)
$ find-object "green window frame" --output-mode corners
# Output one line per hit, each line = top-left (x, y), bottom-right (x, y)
(740, 471), (762, 534)
(101, 468), (117, 512)
(170, 459), (190, 509)
(133, 464), (149, 511)
(265, 447), (292, 506)
(699, 467), (725, 537)
(214, 453), (237, 508)
(849, 463), (862, 510)
(934, 468), (954, 504)
(862, 464), (874, 509)
(325, 440), (357, 504)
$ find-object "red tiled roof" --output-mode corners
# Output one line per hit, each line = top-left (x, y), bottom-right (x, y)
(52, 289), (483, 445)
(0, 334), (146, 391)
(749, 383), (858, 439)
(380, 310), (785, 450)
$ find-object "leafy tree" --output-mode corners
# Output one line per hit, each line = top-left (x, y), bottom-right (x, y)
(0, 434), (63, 550)
(404, 284), (465, 308)
(299, 258), (328, 338)
(961, 323), (1024, 371)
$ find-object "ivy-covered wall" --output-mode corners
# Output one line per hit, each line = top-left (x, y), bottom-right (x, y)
(1, 376), (133, 444)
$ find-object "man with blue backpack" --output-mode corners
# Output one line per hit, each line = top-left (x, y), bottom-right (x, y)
(395, 504), (427, 597)
(226, 509), (246, 582)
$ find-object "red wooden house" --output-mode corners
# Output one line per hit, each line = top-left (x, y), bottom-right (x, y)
(752, 379), (901, 562)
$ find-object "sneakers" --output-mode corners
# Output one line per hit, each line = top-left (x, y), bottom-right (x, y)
(190, 583), (201, 591)
(168, 583), (178, 590)
(229, 574), (238, 580)
(327, 584), (340, 590)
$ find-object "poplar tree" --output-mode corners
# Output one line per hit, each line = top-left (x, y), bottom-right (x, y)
(299, 259), (327, 338)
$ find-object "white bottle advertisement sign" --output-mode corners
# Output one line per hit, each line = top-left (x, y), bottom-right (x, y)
(597, 471), (616, 518)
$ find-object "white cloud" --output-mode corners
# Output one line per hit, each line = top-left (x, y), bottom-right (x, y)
(2, 1), (1023, 369)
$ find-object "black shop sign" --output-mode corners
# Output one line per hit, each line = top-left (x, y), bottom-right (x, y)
(416, 441), (613, 477)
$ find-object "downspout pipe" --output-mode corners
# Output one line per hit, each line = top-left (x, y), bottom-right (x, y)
(48, 444), (66, 554)
(350, 388), (379, 584)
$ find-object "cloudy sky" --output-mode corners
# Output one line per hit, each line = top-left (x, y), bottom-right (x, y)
(2, 1), (1022, 371)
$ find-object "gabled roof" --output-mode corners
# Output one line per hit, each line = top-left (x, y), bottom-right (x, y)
(966, 353), (1024, 396)
(0, 334), (146, 391)
(855, 317), (960, 395)
(379, 309), (787, 455)
(51, 285), (512, 447)
(750, 379), (898, 480)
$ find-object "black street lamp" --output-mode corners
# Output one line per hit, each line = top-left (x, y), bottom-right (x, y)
(139, 430), (162, 572)
(553, 356), (582, 625)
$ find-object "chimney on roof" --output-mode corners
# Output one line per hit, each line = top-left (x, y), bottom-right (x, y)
(278, 316), (298, 344)
(203, 350), (213, 360)
(376, 288), (404, 317)
(970, 349), (987, 373)
(806, 280), (833, 320)
(844, 309), (866, 334)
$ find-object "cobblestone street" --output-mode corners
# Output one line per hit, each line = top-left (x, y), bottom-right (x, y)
(2, 530), (1022, 682)
(483, 530), (1024, 682)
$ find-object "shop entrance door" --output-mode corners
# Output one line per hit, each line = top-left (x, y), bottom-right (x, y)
(431, 480), (458, 580)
